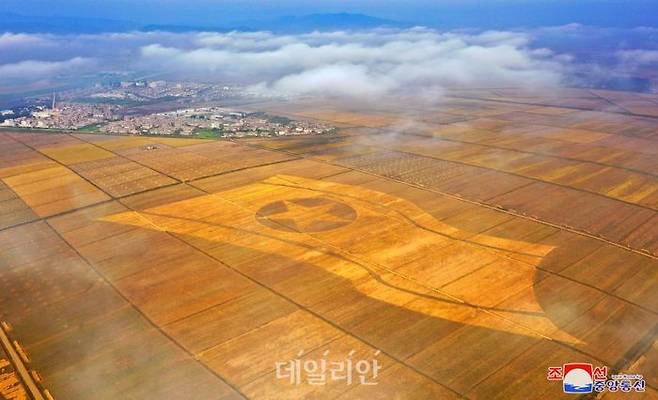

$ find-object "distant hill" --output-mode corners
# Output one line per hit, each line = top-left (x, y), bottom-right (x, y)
(262, 13), (410, 32)
(141, 24), (246, 33)
(1, 12), (408, 34)
(0, 12), (139, 33)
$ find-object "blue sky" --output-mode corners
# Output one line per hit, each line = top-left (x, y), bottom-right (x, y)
(1, 0), (657, 29)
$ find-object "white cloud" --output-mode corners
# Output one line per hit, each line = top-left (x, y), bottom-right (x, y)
(268, 64), (395, 98)
(0, 57), (94, 81)
(617, 49), (658, 65)
(0, 32), (45, 47)
(136, 29), (566, 99)
(0, 28), (569, 98)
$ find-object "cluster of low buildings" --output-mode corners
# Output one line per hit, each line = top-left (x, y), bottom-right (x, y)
(0, 80), (335, 137)
(100, 107), (335, 137)
(0, 104), (120, 130)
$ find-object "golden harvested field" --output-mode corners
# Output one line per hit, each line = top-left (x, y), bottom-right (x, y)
(0, 88), (657, 399)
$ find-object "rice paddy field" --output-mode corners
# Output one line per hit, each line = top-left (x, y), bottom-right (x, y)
(0, 88), (657, 399)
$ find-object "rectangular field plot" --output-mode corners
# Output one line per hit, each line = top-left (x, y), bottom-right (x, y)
(0, 180), (37, 229)
(336, 151), (438, 178)
(40, 143), (115, 165)
(118, 144), (235, 181)
(292, 109), (403, 127)
(255, 140), (347, 157)
(191, 158), (348, 194)
(450, 118), (518, 132)
(244, 135), (348, 154)
(624, 214), (658, 256)
(7, 132), (81, 149)
(491, 181), (656, 244)
(116, 141), (296, 182)
(89, 135), (212, 152)
(525, 127), (612, 144)
(335, 150), (533, 201)
(2, 165), (110, 217)
(0, 133), (32, 158)
(427, 170), (533, 202)
(305, 144), (379, 161)
(71, 156), (177, 197)
(181, 141), (295, 168)
(492, 111), (580, 128)
(0, 137), (57, 179)
(569, 113), (658, 140)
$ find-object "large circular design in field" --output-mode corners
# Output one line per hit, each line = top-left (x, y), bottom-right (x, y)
(255, 197), (357, 233)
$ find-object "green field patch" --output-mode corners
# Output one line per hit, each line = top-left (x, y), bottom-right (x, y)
(193, 128), (224, 139)
(78, 123), (106, 132)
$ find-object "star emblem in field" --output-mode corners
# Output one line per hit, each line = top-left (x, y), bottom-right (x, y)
(255, 197), (357, 233)
(102, 175), (561, 341)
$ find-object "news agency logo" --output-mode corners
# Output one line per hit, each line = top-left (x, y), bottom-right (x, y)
(562, 363), (593, 393)
(547, 363), (646, 394)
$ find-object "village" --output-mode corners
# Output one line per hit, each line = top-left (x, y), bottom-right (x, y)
(100, 107), (336, 137)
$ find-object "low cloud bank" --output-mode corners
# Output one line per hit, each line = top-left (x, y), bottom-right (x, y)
(138, 29), (566, 98)
(0, 27), (628, 98)
(617, 49), (658, 66)
(0, 57), (93, 82)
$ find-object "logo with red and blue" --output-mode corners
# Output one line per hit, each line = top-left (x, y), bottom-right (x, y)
(562, 363), (593, 393)
(548, 363), (645, 394)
